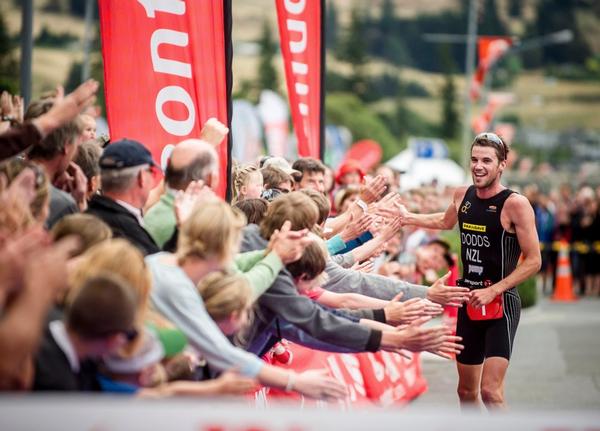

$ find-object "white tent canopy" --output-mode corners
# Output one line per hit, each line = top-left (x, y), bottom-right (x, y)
(386, 149), (467, 190)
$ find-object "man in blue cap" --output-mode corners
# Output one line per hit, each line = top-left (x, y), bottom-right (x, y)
(86, 139), (160, 255)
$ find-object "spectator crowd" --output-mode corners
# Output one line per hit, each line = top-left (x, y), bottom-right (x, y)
(3, 77), (587, 401)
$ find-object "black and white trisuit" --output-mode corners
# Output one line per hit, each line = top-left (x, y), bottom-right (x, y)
(456, 185), (522, 365)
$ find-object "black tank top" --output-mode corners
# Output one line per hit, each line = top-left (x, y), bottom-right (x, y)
(457, 186), (521, 291)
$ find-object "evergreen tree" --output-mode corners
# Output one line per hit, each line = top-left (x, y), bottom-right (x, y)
(508, 0), (523, 18)
(439, 45), (459, 139)
(379, 0), (395, 44)
(528, 0), (590, 66)
(341, 7), (368, 99)
(393, 80), (410, 140)
(325, 0), (338, 50)
(43, 0), (65, 13)
(479, 0), (506, 35)
(257, 19), (279, 93)
(0, 11), (18, 93)
(440, 74), (459, 139)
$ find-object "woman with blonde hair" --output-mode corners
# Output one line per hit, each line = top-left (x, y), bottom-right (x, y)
(196, 271), (252, 336)
(146, 199), (346, 400)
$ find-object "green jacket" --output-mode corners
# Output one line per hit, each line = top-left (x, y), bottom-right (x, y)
(144, 191), (176, 248)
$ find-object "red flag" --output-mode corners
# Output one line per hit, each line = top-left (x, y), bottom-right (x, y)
(470, 36), (512, 101)
(275, 0), (324, 159)
(98, 0), (233, 198)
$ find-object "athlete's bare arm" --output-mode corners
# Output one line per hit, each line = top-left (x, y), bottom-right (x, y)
(470, 194), (542, 307)
(400, 186), (469, 230)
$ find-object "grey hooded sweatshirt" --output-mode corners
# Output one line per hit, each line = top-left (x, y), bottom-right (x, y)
(240, 224), (384, 355)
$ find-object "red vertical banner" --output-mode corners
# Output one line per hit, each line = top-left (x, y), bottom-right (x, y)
(98, 0), (233, 199)
(275, 0), (324, 160)
(470, 36), (512, 102)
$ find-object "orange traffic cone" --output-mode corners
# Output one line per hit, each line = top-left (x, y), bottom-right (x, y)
(552, 241), (577, 302)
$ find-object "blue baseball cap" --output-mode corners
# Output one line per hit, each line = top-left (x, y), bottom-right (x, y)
(100, 139), (157, 170)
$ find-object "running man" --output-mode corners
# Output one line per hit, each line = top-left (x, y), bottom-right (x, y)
(399, 133), (541, 409)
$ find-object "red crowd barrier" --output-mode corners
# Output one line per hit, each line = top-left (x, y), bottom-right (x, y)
(256, 343), (427, 407)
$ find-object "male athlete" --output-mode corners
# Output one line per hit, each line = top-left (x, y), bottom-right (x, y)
(399, 133), (541, 409)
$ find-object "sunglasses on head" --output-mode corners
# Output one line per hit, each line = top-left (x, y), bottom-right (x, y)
(473, 132), (507, 158)
(474, 132), (504, 146)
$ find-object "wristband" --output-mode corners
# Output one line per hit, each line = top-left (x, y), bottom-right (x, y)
(285, 372), (296, 392)
(356, 199), (368, 214)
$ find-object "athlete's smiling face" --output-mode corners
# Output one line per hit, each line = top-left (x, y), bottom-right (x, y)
(470, 145), (506, 189)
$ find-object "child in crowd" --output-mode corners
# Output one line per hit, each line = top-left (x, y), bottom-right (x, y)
(287, 237), (442, 326)
(196, 270), (252, 337)
(233, 164), (263, 203)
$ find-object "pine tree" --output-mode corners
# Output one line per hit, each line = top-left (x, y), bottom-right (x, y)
(0, 11), (18, 93)
(441, 74), (459, 139)
(508, 0), (522, 18)
(393, 80), (410, 140)
(439, 45), (459, 139)
(479, 0), (506, 35)
(257, 19), (279, 93)
(341, 7), (368, 99)
(325, 0), (338, 50)
(379, 0), (395, 45)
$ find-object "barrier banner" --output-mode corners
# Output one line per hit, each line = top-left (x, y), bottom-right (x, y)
(275, 0), (325, 160)
(259, 343), (427, 406)
(98, 0), (233, 198)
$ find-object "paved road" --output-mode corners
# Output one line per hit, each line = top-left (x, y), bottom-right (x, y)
(414, 297), (600, 411)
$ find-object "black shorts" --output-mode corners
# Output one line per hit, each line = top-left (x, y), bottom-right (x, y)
(456, 289), (521, 365)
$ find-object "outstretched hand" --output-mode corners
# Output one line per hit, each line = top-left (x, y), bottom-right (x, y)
(294, 369), (347, 400)
(359, 175), (387, 204)
(267, 220), (312, 264)
(426, 271), (471, 306)
(33, 80), (99, 137)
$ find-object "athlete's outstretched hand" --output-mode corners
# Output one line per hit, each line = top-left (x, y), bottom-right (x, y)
(426, 271), (471, 306)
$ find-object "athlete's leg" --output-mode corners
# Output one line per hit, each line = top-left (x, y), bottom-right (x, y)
(480, 356), (509, 409)
(480, 291), (520, 410)
(457, 362), (483, 407)
(455, 307), (486, 407)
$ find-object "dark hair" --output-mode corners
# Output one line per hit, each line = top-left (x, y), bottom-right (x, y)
(286, 240), (327, 281)
(66, 272), (138, 339)
(426, 239), (454, 268)
(165, 152), (216, 190)
(260, 188), (284, 202)
(291, 157), (325, 181)
(427, 238), (450, 253)
(234, 198), (269, 225)
(24, 98), (54, 121)
(28, 121), (81, 160)
(74, 140), (102, 180)
(301, 188), (330, 225)
(471, 132), (509, 162)
(259, 191), (319, 239)
(261, 166), (292, 190)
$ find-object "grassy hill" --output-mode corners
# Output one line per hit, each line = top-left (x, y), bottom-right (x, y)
(2, 0), (599, 133)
